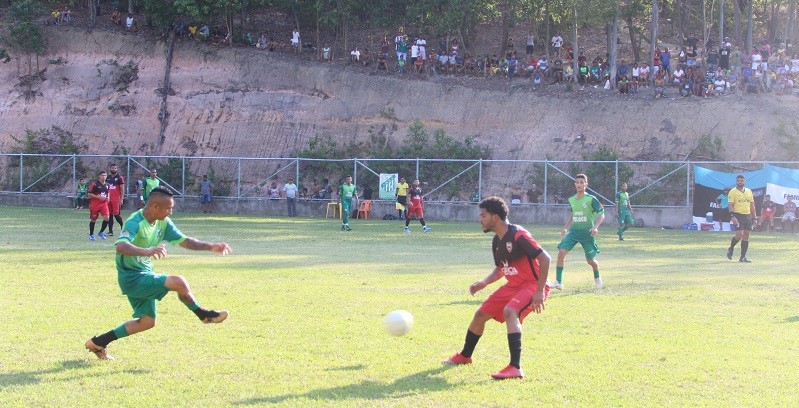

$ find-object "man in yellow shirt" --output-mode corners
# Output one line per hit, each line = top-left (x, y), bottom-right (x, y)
(726, 175), (757, 262)
(395, 177), (409, 220)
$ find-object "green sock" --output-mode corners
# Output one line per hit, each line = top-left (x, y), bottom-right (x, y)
(556, 266), (563, 283)
(593, 269), (600, 279)
(617, 226), (623, 236)
(112, 323), (129, 339)
(187, 302), (200, 311)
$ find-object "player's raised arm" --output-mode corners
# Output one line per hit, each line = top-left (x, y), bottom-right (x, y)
(179, 238), (232, 255)
(116, 241), (167, 259)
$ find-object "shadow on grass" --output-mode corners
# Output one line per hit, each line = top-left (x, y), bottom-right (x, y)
(440, 299), (482, 307)
(785, 315), (799, 323)
(324, 364), (366, 372)
(234, 366), (455, 405)
(0, 359), (150, 389)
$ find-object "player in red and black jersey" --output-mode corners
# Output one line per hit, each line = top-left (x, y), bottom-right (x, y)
(403, 179), (431, 233)
(106, 163), (126, 236)
(442, 196), (550, 380)
(87, 170), (111, 241)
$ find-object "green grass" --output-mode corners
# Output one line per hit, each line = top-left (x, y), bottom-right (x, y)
(1, 205), (798, 407)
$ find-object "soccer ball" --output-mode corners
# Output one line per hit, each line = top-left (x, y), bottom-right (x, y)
(384, 310), (413, 336)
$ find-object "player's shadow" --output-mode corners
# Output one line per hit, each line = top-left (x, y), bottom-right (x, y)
(0, 359), (151, 389)
(785, 315), (799, 323)
(234, 366), (454, 405)
(440, 299), (482, 307)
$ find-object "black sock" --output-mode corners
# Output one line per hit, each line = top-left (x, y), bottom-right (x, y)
(92, 330), (118, 348)
(192, 307), (219, 320)
(420, 218), (426, 227)
(89, 221), (95, 235)
(508, 332), (522, 369)
(741, 240), (749, 258)
(100, 220), (108, 233)
(115, 214), (124, 229)
(405, 218), (410, 227)
(729, 237), (739, 250)
(460, 330), (481, 358)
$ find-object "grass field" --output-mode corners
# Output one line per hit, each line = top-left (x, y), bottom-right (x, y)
(1, 205), (798, 407)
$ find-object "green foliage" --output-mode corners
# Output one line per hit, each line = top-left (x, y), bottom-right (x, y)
(4, 126), (88, 191)
(583, 145), (635, 201)
(293, 120), (491, 200)
(6, 0), (46, 58)
(694, 133), (725, 160)
(630, 163), (688, 206)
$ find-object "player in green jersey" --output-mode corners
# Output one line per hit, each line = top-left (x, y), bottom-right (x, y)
(615, 182), (634, 241)
(85, 187), (232, 360)
(547, 174), (605, 290)
(339, 176), (357, 231)
(143, 168), (160, 202)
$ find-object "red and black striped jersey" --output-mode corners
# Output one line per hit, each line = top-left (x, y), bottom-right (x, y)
(491, 224), (543, 286)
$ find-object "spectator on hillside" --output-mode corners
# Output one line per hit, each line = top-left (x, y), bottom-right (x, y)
(377, 51), (387, 70)
(350, 46), (360, 62)
(198, 25), (210, 41)
(686, 46), (698, 67)
(62, 7), (72, 24)
(381, 36), (390, 60)
(361, 48), (371, 66)
(526, 34), (536, 56)
(617, 60), (629, 82)
(672, 66), (685, 86)
(257, 33), (267, 49)
(639, 62), (650, 84)
(410, 41), (419, 66)
(538, 56), (549, 76)
(618, 75), (629, 93)
(661, 47), (672, 75)
(552, 34), (563, 57)
(507, 54), (517, 79)
(417, 37), (427, 59)
(527, 184), (542, 204)
(730, 46), (743, 73)
(291, 29), (301, 54)
(654, 70), (666, 98)
(719, 45), (731, 71)
(111, 10), (123, 26)
(706, 47), (719, 72)
(126, 14), (134, 30)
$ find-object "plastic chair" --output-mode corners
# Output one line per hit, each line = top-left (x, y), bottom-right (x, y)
(356, 200), (372, 219)
(326, 202), (341, 219)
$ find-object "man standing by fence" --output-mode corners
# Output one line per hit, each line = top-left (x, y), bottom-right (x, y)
(339, 176), (356, 231)
(284, 178), (298, 217)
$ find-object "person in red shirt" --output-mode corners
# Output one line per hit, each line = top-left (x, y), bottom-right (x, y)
(442, 196), (550, 380)
(106, 163), (126, 236)
(87, 170), (111, 241)
(403, 179), (430, 233)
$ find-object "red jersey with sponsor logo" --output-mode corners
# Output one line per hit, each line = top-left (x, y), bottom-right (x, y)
(491, 224), (543, 287)
(88, 180), (110, 208)
(107, 173), (125, 202)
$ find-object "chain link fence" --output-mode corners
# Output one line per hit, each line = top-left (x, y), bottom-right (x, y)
(1, 154), (793, 208)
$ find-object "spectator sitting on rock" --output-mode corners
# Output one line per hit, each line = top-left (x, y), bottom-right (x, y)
(654, 70), (666, 98)
(350, 46), (360, 63)
(199, 25), (210, 41)
(126, 14), (134, 30)
(618, 75), (629, 93)
(257, 33), (267, 49)
(362, 48), (371, 66)
(672, 66), (685, 86)
(639, 62), (650, 85)
(377, 51), (387, 70)
(322, 44), (331, 61)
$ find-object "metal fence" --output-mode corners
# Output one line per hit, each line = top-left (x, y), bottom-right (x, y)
(1, 153), (796, 207)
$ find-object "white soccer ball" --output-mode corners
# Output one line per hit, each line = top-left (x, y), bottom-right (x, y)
(384, 310), (414, 336)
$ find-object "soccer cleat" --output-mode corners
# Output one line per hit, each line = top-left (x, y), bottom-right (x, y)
(98, 232), (107, 240)
(442, 352), (472, 365)
(89, 234), (96, 241)
(595, 277), (603, 289)
(85, 339), (115, 360)
(107, 231), (114, 236)
(739, 257), (752, 263)
(341, 225), (346, 231)
(546, 281), (563, 290)
(618, 235), (624, 241)
(344, 225), (352, 231)
(404, 227), (411, 233)
(423, 226), (431, 233)
(726, 248), (733, 260)
(490, 365), (524, 380)
(202, 310), (229, 324)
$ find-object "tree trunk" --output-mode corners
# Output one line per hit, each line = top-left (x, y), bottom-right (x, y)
(610, 2), (620, 87)
(316, 7), (321, 60)
(572, 1), (578, 84)
(732, 0), (742, 46)
(651, 0), (659, 80)
(702, 0), (707, 52)
(746, 0), (753, 51)
(719, 0), (725, 45)
(545, 2), (551, 61)
(128, 0), (134, 15)
(500, 1), (510, 54)
(628, 15), (640, 62)
(88, 0), (96, 28)
(677, 0), (685, 37)
(768, 1), (777, 43)
(789, 0), (797, 47)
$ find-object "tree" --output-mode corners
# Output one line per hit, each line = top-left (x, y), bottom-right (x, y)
(6, 0), (46, 76)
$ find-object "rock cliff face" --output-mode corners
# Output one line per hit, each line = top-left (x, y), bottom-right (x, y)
(1, 27), (796, 163)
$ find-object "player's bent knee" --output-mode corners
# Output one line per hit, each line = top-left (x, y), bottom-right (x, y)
(165, 275), (189, 292)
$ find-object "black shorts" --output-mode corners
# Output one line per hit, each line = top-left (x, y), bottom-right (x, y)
(713, 207), (730, 222)
(397, 195), (407, 206)
(526, 45), (534, 54)
(731, 212), (753, 231)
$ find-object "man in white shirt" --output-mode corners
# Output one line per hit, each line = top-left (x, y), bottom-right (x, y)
(291, 29), (300, 53)
(284, 179), (298, 217)
(551, 35), (563, 57)
(125, 14), (134, 30)
(672, 66), (685, 85)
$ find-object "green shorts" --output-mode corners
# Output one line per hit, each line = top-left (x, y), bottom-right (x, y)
(557, 230), (600, 260)
(118, 272), (169, 319)
(618, 212), (635, 226)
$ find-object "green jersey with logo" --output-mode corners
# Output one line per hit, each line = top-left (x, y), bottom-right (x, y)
(568, 194), (604, 232)
(616, 191), (630, 214)
(339, 183), (357, 202)
(143, 178), (160, 200)
(115, 210), (186, 292)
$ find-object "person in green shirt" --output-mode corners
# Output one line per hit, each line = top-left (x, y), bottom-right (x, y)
(75, 177), (88, 209)
(339, 176), (357, 231)
(85, 187), (232, 360)
(547, 174), (605, 290)
(143, 168), (161, 202)
(616, 182), (634, 241)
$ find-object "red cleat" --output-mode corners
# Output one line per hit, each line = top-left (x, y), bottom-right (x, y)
(491, 365), (524, 380)
(442, 352), (472, 365)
